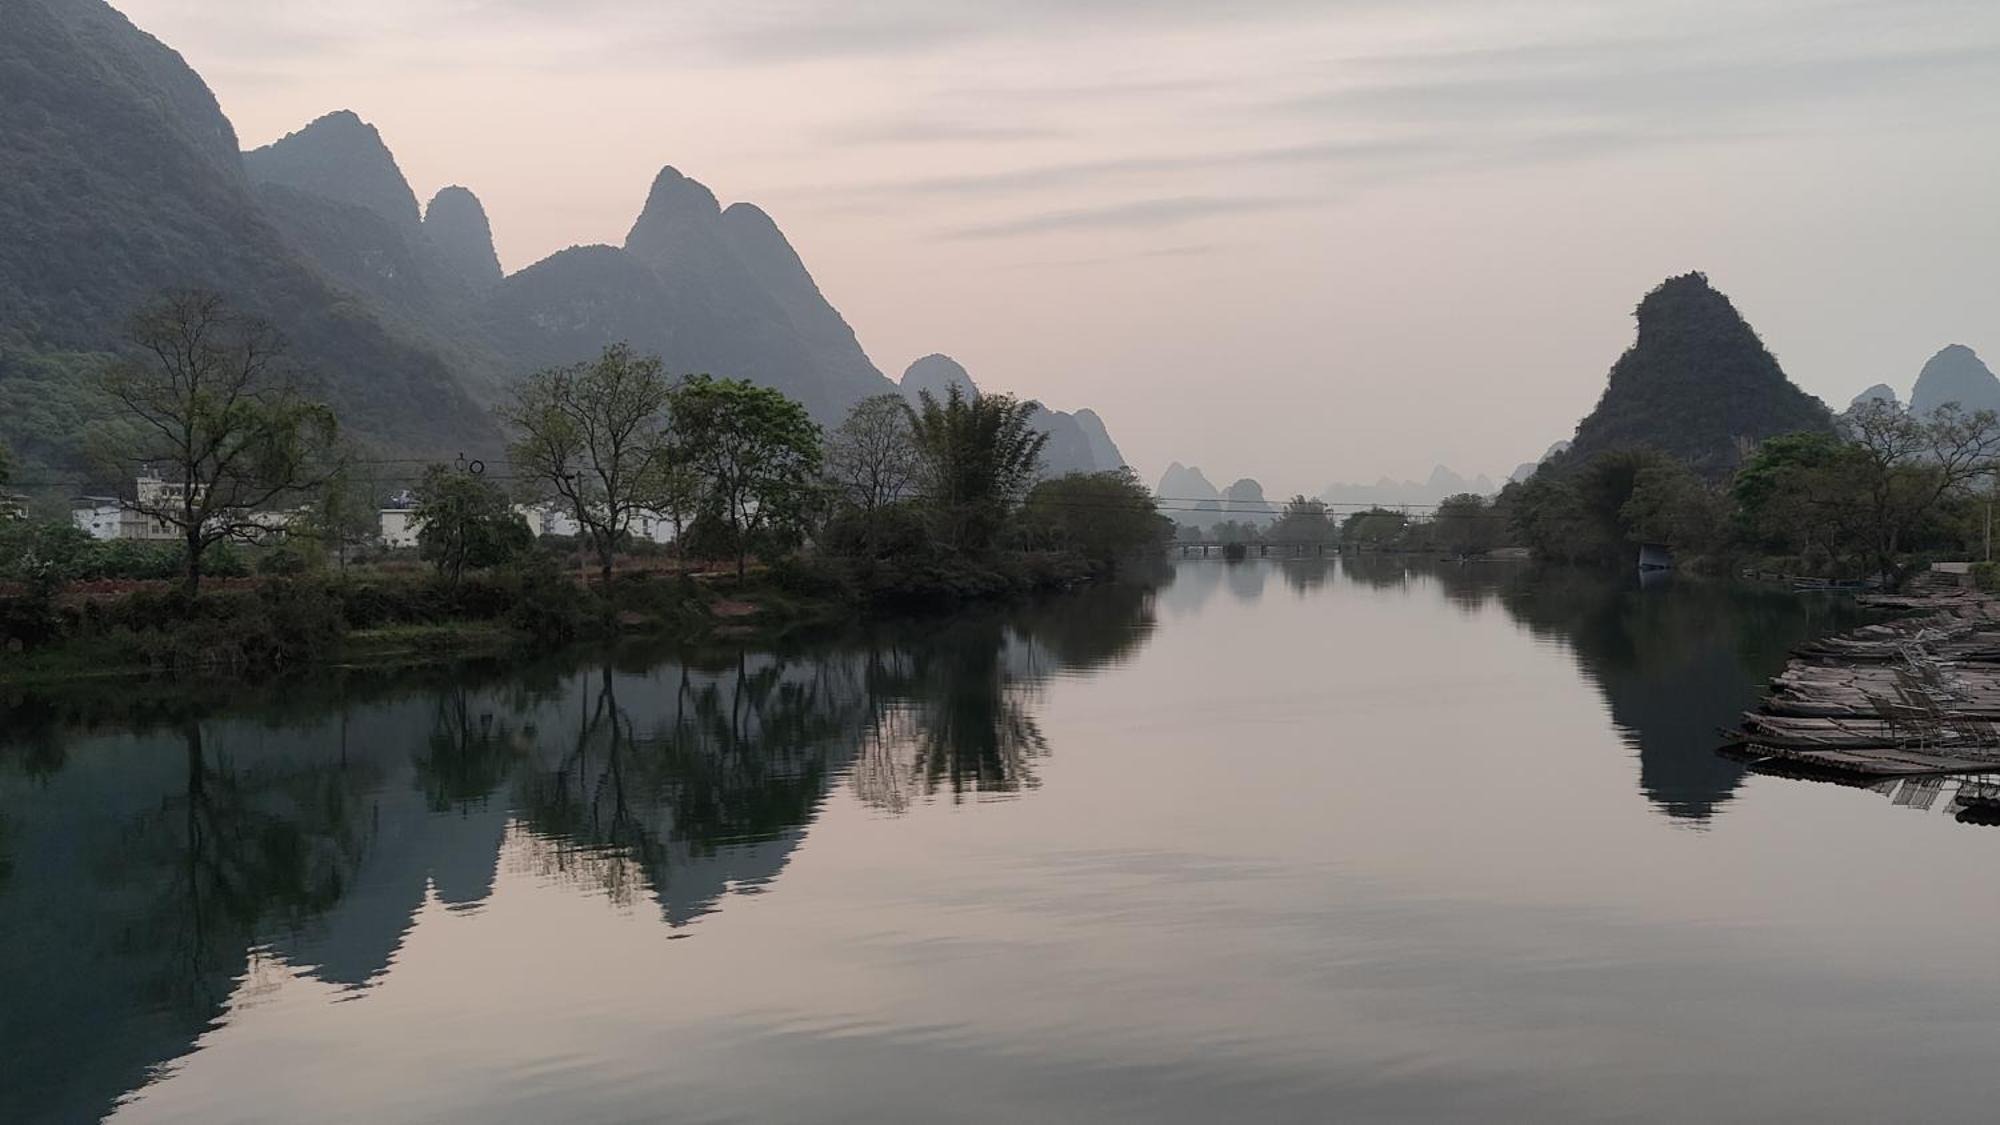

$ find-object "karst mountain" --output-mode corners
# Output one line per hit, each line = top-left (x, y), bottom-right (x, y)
(0, 0), (1127, 476)
(1559, 273), (1832, 476)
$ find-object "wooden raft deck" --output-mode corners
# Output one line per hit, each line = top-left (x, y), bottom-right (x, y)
(1732, 742), (2000, 778)
(1725, 588), (2000, 781)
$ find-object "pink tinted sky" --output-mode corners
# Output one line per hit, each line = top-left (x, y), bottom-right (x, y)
(119, 0), (2000, 494)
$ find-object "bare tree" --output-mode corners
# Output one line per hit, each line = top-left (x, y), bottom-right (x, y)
(101, 290), (339, 596)
(1842, 398), (2000, 583)
(825, 394), (917, 512)
(499, 343), (676, 591)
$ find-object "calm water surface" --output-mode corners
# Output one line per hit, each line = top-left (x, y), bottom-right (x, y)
(5, 559), (1998, 1123)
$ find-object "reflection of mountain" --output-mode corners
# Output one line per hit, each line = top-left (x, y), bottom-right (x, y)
(0, 585), (1158, 1122)
(1486, 568), (1859, 822)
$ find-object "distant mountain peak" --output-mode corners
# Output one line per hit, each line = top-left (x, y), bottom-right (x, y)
(1562, 272), (1831, 476)
(423, 186), (502, 290)
(900, 354), (978, 401)
(244, 109), (421, 229)
(1909, 344), (2000, 416)
(625, 165), (721, 250)
(1849, 383), (1900, 411)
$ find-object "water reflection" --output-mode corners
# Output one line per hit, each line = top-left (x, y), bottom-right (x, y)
(0, 584), (1157, 1123)
(1337, 555), (1863, 822)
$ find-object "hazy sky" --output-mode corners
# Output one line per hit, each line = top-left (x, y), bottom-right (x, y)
(119, 0), (2000, 494)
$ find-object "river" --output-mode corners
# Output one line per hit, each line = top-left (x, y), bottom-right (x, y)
(5, 558), (1998, 1123)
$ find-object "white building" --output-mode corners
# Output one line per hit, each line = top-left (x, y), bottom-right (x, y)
(376, 497), (679, 551)
(380, 507), (421, 549)
(72, 473), (297, 543)
(72, 496), (177, 541)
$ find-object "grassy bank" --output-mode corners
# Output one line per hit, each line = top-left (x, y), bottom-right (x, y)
(0, 549), (1112, 686)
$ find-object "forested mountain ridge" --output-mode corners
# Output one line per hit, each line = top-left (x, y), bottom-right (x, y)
(0, 0), (1131, 478)
(1558, 273), (1832, 477)
(0, 0), (497, 468)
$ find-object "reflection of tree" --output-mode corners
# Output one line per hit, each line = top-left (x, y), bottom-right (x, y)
(1224, 557), (1269, 602)
(1491, 566), (1862, 822)
(1279, 558), (1336, 594)
(875, 623), (1049, 805)
(413, 688), (525, 814)
(1, 579), (1170, 1119)
(0, 718), (386, 1122)
(1339, 554), (1410, 591)
(117, 722), (379, 1011)
(512, 657), (862, 910)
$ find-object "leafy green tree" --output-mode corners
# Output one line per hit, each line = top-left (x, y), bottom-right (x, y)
(1433, 493), (1501, 556)
(1620, 459), (1727, 556)
(501, 343), (676, 591)
(300, 462), (382, 571)
(1268, 495), (1336, 545)
(1211, 519), (1263, 545)
(906, 386), (1049, 554)
(668, 375), (822, 577)
(1732, 430), (1854, 564)
(1020, 469), (1166, 567)
(1342, 508), (1409, 551)
(98, 290), (339, 596)
(826, 394), (917, 512)
(414, 464), (532, 584)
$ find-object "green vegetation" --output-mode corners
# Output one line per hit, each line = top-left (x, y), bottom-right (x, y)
(0, 293), (1169, 683)
(907, 385), (1050, 553)
(1561, 273), (1834, 477)
(1505, 398), (2000, 582)
(100, 291), (341, 595)
(1020, 469), (1169, 567)
(824, 393), (917, 512)
(1509, 450), (1724, 566)
(1268, 496), (1337, 546)
(501, 343), (677, 592)
(414, 464), (532, 584)
(668, 374), (822, 578)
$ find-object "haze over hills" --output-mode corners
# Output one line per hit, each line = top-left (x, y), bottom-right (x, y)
(0, 0), (1129, 475)
(896, 354), (1128, 478)
(1554, 273), (1833, 478)
(1320, 466), (1499, 508)
(1156, 460), (1510, 530)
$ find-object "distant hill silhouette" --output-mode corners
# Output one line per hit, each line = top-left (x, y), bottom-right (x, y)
(896, 354), (1127, 477)
(1560, 273), (1832, 477)
(1908, 345), (2000, 417)
(1322, 465), (1498, 507)
(1849, 383), (1900, 411)
(1509, 441), (1570, 483)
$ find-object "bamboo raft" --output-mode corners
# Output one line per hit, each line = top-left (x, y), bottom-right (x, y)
(1726, 588), (2000, 779)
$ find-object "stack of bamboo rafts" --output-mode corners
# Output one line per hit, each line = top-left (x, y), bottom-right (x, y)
(1731, 591), (2000, 778)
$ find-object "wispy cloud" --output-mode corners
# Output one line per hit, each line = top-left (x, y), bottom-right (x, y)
(944, 196), (1302, 239)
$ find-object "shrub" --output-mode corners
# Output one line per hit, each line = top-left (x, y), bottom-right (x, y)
(1972, 562), (2000, 592)
(256, 545), (312, 577)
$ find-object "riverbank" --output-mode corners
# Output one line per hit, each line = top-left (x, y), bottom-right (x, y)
(0, 549), (1116, 686)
